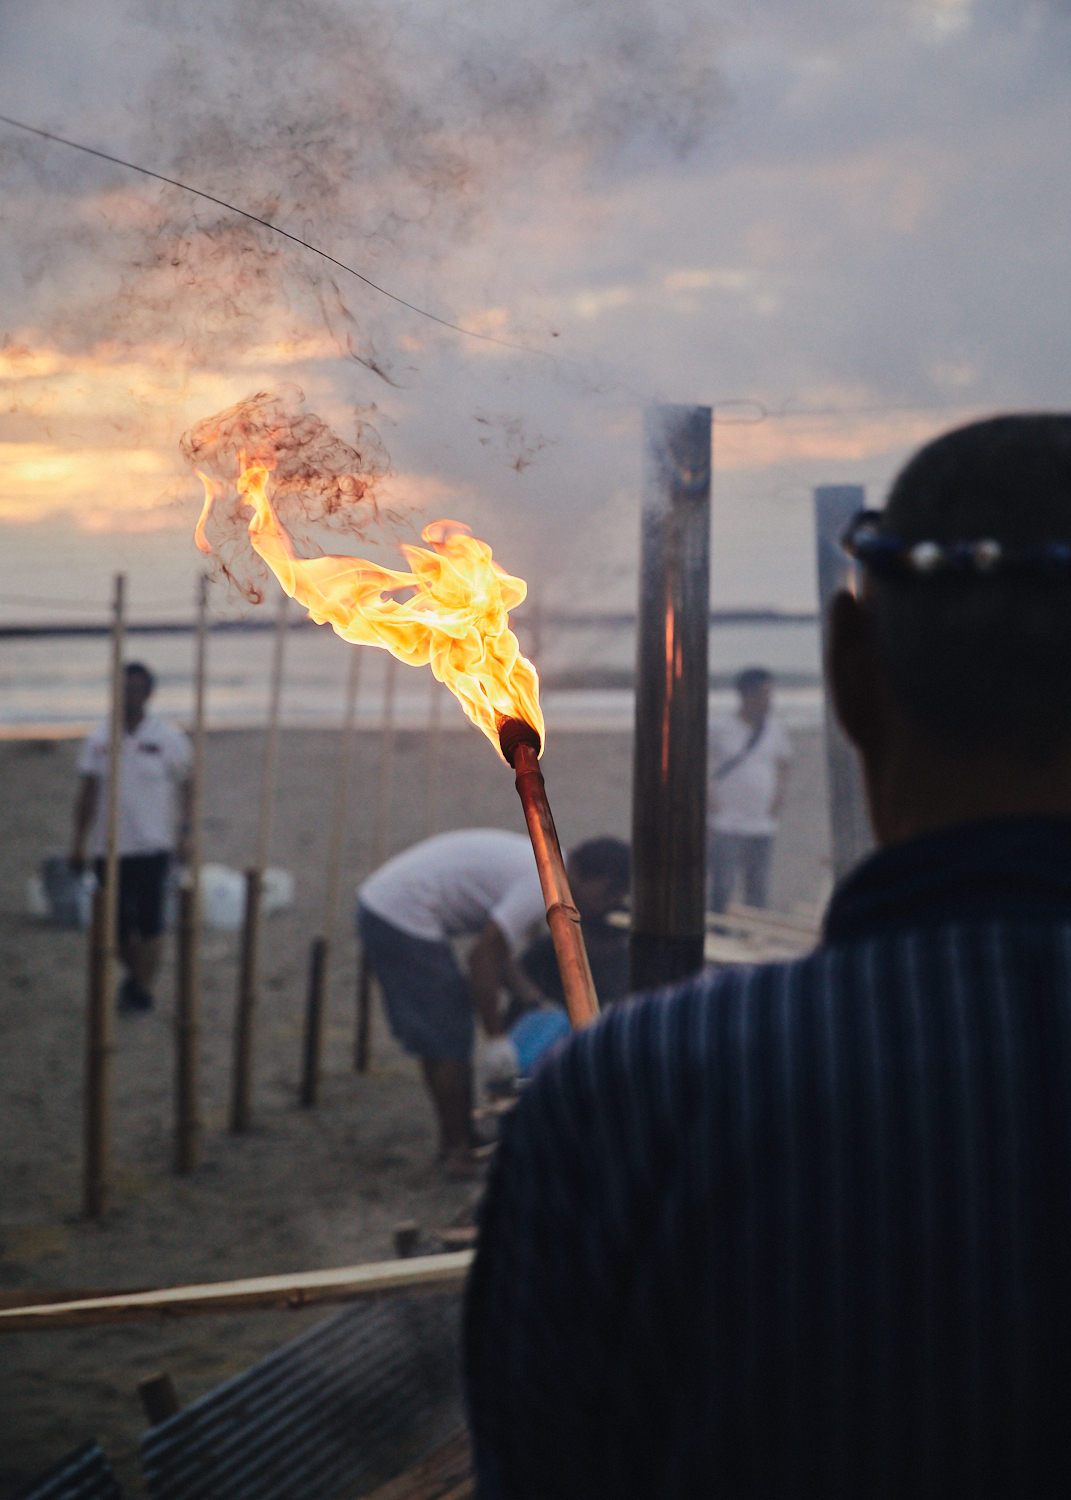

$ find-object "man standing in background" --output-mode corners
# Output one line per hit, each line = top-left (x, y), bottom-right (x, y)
(69, 662), (192, 1013)
(707, 665), (792, 911)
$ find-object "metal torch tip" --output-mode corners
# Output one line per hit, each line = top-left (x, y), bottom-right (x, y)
(498, 716), (541, 767)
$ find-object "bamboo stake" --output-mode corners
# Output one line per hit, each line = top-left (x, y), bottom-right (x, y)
(231, 591), (288, 1133)
(355, 949), (374, 1074)
(372, 651), (397, 867)
(255, 591), (289, 877)
(175, 574), (208, 1173)
(425, 668), (443, 838)
(83, 573), (125, 1218)
(300, 644), (362, 1107)
(357, 650), (397, 1073)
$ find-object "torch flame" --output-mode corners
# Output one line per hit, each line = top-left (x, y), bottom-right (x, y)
(196, 460), (543, 758)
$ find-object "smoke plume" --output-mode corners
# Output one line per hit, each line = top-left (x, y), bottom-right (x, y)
(2, 0), (728, 370)
(182, 384), (392, 602)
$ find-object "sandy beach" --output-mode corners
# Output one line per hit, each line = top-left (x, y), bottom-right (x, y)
(0, 722), (829, 1496)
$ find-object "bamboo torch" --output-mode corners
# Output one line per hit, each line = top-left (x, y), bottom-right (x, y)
(189, 459), (598, 1032)
(83, 572), (125, 1218)
(498, 718), (599, 1030)
(175, 573), (208, 1173)
(231, 590), (288, 1133)
(300, 643), (362, 1107)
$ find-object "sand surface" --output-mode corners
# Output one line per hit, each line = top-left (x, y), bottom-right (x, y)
(0, 723), (829, 1496)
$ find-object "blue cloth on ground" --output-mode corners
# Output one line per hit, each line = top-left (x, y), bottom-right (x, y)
(509, 1007), (571, 1075)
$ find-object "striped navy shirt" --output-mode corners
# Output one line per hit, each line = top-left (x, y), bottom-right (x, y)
(464, 817), (1071, 1499)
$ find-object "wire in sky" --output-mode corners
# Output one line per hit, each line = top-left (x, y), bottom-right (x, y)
(0, 110), (552, 359)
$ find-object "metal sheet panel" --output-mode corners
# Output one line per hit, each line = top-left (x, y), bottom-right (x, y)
(139, 1293), (463, 1500)
(630, 404), (712, 989)
(11, 1440), (123, 1500)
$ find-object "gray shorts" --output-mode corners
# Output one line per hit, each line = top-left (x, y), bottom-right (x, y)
(357, 904), (473, 1063)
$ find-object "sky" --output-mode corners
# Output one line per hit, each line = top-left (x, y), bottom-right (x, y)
(0, 0), (1069, 623)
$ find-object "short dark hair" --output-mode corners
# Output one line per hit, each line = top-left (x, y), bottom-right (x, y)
(124, 661), (156, 694)
(570, 837), (631, 890)
(869, 413), (1071, 757)
(735, 667), (772, 696)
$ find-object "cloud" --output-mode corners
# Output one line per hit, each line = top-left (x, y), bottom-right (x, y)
(0, 0), (1069, 615)
(0, 0), (730, 363)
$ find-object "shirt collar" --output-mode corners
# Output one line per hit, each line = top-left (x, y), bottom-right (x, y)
(823, 815), (1071, 944)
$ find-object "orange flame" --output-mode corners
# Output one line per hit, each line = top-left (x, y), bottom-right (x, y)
(196, 460), (543, 757)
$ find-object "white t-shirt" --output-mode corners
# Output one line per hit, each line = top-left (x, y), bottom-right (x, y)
(709, 714), (793, 837)
(359, 829), (545, 949)
(77, 713), (193, 857)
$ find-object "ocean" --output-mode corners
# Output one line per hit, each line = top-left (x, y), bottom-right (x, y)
(0, 616), (824, 737)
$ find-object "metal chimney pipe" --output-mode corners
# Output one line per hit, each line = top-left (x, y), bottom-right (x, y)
(630, 405), (712, 991)
(814, 485), (874, 882)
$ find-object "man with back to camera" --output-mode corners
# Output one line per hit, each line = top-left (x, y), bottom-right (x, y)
(465, 414), (1071, 1498)
(70, 662), (192, 1012)
(357, 828), (630, 1179)
(708, 665), (792, 912)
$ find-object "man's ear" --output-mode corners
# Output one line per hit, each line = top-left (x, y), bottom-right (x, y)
(827, 589), (884, 756)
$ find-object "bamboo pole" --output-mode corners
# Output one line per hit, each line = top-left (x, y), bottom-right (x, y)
(0, 1251), (473, 1333)
(372, 651), (397, 867)
(815, 484), (873, 879)
(425, 668), (443, 839)
(356, 651), (397, 1072)
(83, 573), (125, 1218)
(231, 591), (288, 1133)
(175, 574), (208, 1173)
(498, 717), (599, 1030)
(300, 644), (362, 1107)
(354, 950), (374, 1074)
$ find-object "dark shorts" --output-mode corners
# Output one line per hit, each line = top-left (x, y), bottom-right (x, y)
(95, 852), (170, 942)
(357, 904), (473, 1063)
(707, 831), (773, 913)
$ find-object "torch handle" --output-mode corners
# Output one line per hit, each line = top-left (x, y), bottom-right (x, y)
(512, 743), (600, 1030)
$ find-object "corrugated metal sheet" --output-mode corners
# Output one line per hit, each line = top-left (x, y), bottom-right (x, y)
(139, 1292), (464, 1500)
(12, 1440), (123, 1500)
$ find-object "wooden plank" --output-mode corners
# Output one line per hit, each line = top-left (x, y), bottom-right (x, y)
(704, 933), (803, 966)
(704, 904), (818, 967)
(356, 1430), (472, 1500)
(0, 1251), (473, 1333)
(0, 1286), (149, 1310)
(721, 902), (820, 940)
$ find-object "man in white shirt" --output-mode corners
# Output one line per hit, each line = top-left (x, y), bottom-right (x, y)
(357, 828), (550, 1178)
(70, 662), (192, 1011)
(708, 666), (792, 912)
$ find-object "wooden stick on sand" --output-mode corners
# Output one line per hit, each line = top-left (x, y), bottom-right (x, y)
(425, 666), (443, 838)
(83, 573), (125, 1219)
(355, 650), (397, 1073)
(300, 643), (362, 1107)
(175, 573), (208, 1173)
(231, 591), (288, 1133)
